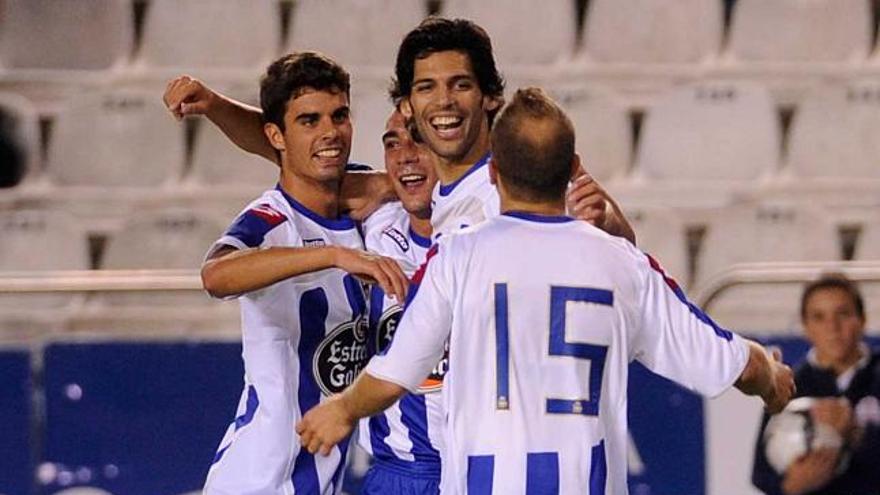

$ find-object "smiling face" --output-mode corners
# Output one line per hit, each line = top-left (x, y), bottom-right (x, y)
(803, 286), (866, 372)
(402, 50), (498, 173)
(383, 110), (437, 219)
(266, 87), (352, 185)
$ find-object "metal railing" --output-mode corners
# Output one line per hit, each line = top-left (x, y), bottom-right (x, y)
(0, 269), (204, 293)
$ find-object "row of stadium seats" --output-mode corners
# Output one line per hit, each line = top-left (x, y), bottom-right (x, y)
(1, 0), (879, 73)
(3, 79), (880, 197)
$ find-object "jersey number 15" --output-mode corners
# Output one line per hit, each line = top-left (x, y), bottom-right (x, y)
(494, 284), (610, 416)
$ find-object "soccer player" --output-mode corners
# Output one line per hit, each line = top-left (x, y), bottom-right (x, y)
(200, 52), (408, 494)
(296, 88), (796, 494)
(357, 109), (444, 493)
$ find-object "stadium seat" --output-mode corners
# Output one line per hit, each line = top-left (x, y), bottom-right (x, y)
(0, 92), (40, 187)
(47, 90), (184, 188)
(728, 0), (872, 63)
(581, 0), (722, 64)
(0, 0), (132, 71)
(40, 341), (243, 495)
(137, 0), (279, 70)
(785, 82), (880, 180)
(696, 204), (840, 332)
(855, 219), (880, 261)
(442, 0), (577, 66)
(0, 210), (90, 311)
(189, 118), (279, 195)
(550, 86), (631, 182)
(622, 207), (688, 286)
(0, 349), (31, 495)
(349, 86), (394, 170)
(287, 0), (426, 69)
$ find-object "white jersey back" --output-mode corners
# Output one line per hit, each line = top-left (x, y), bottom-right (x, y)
(357, 202), (444, 475)
(368, 212), (749, 495)
(206, 185), (367, 495)
(431, 152), (499, 242)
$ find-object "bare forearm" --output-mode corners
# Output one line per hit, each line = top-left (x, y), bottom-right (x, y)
(736, 340), (774, 398)
(340, 171), (396, 220)
(202, 245), (338, 298)
(602, 198), (636, 245)
(339, 372), (407, 419)
(206, 94), (278, 164)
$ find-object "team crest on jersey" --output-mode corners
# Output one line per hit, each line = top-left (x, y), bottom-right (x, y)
(312, 316), (369, 395)
(376, 304), (448, 394)
(303, 238), (326, 247)
(381, 227), (409, 252)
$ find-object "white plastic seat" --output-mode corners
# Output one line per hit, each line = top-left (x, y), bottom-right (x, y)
(552, 87), (631, 182)
(442, 0), (577, 66)
(623, 206), (688, 285)
(582, 0), (722, 64)
(855, 220), (880, 261)
(696, 204), (840, 332)
(728, 0), (871, 63)
(349, 87), (394, 170)
(0, 92), (41, 186)
(189, 119), (279, 193)
(0, 0), (132, 70)
(636, 82), (779, 182)
(138, 0), (279, 70)
(0, 210), (90, 310)
(288, 0), (426, 69)
(786, 82), (880, 180)
(47, 90), (184, 188)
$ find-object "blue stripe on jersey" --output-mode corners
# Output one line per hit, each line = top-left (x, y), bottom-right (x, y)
(526, 452), (559, 495)
(369, 285), (385, 356)
(210, 385), (260, 465)
(646, 254), (733, 341)
(343, 274), (367, 318)
(291, 287), (328, 493)
(368, 412), (396, 459)
(331, 434), (353, 492)
(409, 227), (432, 248)
(467, 455), (494, 495)
(438, 152), (491, 197)
(398, 394), (440, 462)
(502, 211), (574, 223)
(225, 206), (287, 248)
(346, 162), (374, 172)
(276, 185), (356, 231)
(590, 440), (607, 495)
(493, 283), (510, 410)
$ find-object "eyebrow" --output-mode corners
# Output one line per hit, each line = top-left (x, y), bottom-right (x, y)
(295, 111), (319, 121)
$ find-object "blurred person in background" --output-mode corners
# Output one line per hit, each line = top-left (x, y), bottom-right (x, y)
(752, 274), (880, 495)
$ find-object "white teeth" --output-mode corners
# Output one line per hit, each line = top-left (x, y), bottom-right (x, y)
(315, 149), (340, 158)
(399, 174), (426, 184)
(430, 116), (462, 127)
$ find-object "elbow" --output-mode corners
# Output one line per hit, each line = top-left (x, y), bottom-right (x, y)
(201, 261), (234, 299)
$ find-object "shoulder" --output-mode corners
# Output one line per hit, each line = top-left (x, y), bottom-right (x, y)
(362, 202), (410, 254)
(222, 190), (291, 248)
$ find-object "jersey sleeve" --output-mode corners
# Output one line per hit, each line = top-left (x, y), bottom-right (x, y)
(630, 253), (749, 398)
(366, 242), (452, 392)
(213, 203), (288, 252)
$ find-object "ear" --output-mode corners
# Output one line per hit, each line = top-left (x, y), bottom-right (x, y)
(570, 153), (584, 180)
(483, 95), (503, 114)
(400, 98), (414, 119)
(488, 156), (498, 185)
(264, 123), (285, 152)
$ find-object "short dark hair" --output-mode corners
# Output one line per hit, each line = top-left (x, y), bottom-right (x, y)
(490, 87), (575, 203)
(260, 51), (350, 131)
(391, 17), (504, 123)
(800, 273), (865, 321)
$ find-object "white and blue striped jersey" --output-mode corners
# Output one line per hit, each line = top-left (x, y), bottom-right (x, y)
(368, 212), (750, 495)
(357, 202), (444, 477)
(205, 185), (368, 495)
(430, 152), (499, 242)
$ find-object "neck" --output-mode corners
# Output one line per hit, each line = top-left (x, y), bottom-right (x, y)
(819, 347), (864, 376)
(408, 214), (433, 239)
(436, 127), (491, 185)
(279, 170), (340, 218)
(500, 197), (566, 216)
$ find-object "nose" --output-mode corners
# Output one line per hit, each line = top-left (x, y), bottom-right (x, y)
(319, 117), (341, 141)
(435, 85), (454, 107)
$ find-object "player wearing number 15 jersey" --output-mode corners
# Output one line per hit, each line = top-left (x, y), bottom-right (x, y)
(297, 88), (796, 494)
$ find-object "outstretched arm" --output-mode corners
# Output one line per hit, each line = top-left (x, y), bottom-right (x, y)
(735, 341), (796, 414)
(164, 75), (278, 164)
(297, 372), (406, 456)
(202, 244), (408, 303)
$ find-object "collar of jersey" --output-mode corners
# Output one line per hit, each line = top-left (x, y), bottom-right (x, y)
(502, 210), (575, 223)
(275, 184), (356, 231)
(409, 227), (432, 248)
(438, 151), (492, 197)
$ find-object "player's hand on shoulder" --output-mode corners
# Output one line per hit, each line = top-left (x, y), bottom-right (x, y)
(333, 247), (409, 303)
(781, 448), (839, 495)
(566, 171), (608, 227)
(765, 348), (796, 415)
(296, 395), (356, 456)
(163, 75), (217, 121)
